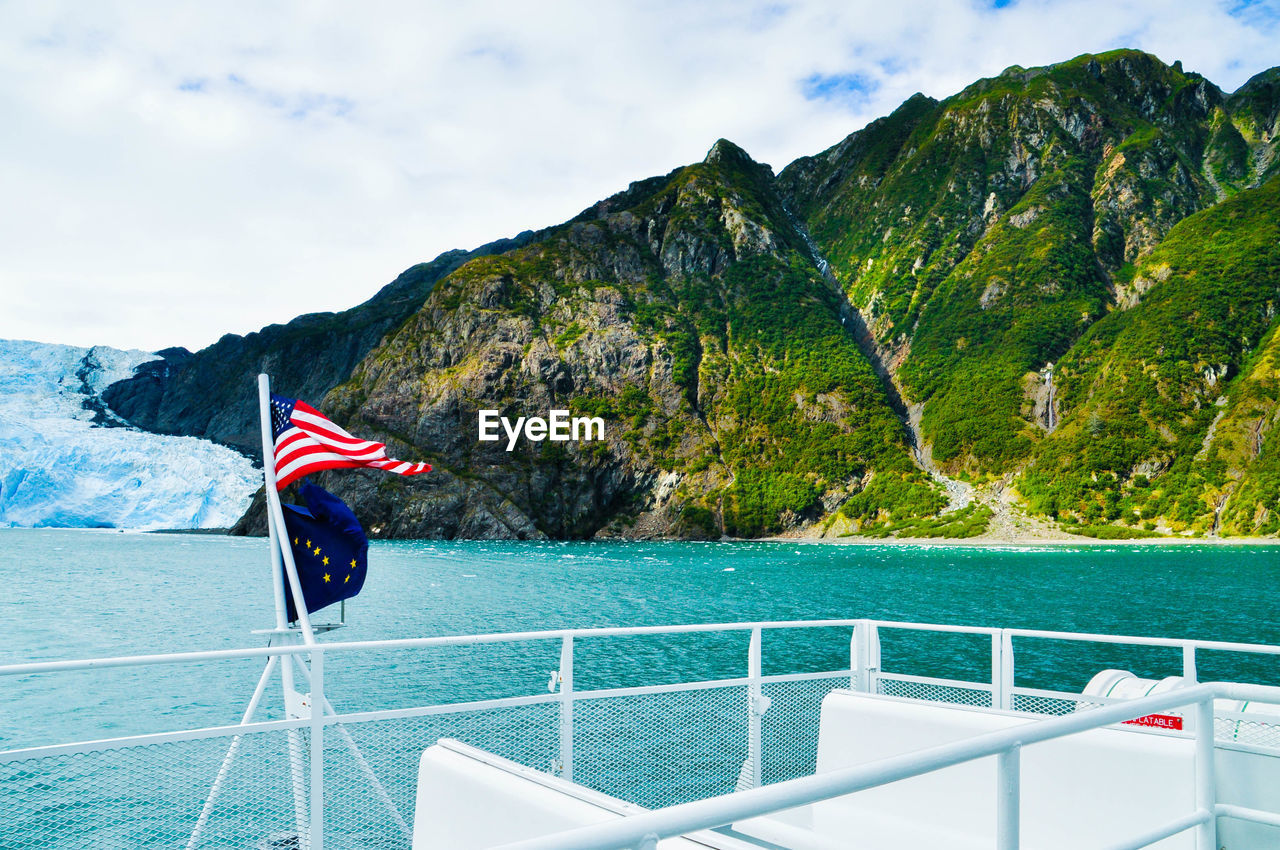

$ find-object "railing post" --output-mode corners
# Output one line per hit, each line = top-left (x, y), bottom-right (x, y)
(871, 624), (881, 690)
(991, 632), (1003, 709)
(747, 627), (763, 789)
(559, 635), (574, 781)
(309, 649), (325, 850)
(851, 621), (880, 693)
(1195, 696), (1217, 850)
(997, 744), (1021, 850)
(992, 630), (1014, 710)
(1183, 646), (1200, 735)
(850, 624), (862, 690)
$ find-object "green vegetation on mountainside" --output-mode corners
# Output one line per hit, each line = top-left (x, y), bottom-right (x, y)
(714, 256), (942, 535)
(1200, 323), (1280, 534)
(782, 50), (1226, 475)
(903, 157), (1111, 471)
(1018, 177), (1280, 531)
(853, 503), (993, 539)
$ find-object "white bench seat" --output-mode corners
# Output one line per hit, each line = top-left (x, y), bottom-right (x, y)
(736, 690), (1197, 849)
(412, 739), (719, 849)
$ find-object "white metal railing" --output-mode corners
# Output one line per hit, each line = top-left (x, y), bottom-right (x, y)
(6, 618), (1280, 849)
(493, 682), (1280, 850)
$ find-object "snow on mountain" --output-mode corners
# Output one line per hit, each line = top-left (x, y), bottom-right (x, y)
(0, 339), (259, 529)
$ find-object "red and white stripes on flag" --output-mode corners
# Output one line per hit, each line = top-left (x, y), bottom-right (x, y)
(270, 393), (431, 490)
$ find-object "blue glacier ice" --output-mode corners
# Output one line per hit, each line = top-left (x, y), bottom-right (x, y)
(0, 339), (260, 529)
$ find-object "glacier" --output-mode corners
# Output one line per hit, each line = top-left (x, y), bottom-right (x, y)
(0, 339), (260, 529)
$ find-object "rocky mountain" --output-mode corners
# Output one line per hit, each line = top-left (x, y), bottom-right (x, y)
(235, 140), (939, 539)
(103, 233), (540, 458)
(778, 51), (1277, 478)
(109, 49), (1280, 539)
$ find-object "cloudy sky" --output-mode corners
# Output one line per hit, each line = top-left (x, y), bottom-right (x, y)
(1, 1), (1277, 352)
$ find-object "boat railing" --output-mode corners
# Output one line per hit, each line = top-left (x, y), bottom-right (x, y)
(4, 619), (1280, 849)
(495, 681), (1280, 850)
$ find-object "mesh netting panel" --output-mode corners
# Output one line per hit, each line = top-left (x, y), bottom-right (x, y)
(1, 728), (310, 850)
(324, 703), (558, 850)
(572, 685), (748, 809)
(1, 702), (560, 850)
(1217, 715), (1280, 749)
(1011, 692), (1103, 717)
(876, 677), (992, 708)
(760, 676), (849, 786)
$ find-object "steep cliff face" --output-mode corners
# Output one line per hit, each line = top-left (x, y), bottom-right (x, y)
(1204, 321), (1280, 536)
(240, 140), (937, 540)
(779, 50), (1232, 476)
(1017, 176), (1280, 533)
(1224, 66), (1280, 187)
(103, 235), (538, 457)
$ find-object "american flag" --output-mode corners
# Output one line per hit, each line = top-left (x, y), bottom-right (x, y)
(270, 393), (431, 490)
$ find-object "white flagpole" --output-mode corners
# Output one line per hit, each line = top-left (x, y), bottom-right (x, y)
(258, 374), (316, 644)
(258, 373), (317, 846)
(187, 378), (323, 849)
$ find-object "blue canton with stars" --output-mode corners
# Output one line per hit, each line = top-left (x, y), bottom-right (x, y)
(280, 484), (369, 621)
(270, 393), (298, 441)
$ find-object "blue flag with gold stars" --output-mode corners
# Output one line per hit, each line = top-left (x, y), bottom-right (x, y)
(280, 484), (368, 621)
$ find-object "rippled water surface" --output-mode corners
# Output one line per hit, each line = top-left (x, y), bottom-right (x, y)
(6, 528), (1280, 749)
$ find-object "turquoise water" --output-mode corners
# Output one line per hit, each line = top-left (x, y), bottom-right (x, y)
(6, 528), (1280, 749)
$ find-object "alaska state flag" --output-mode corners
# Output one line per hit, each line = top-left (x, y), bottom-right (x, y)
(280, 484), (369, 621)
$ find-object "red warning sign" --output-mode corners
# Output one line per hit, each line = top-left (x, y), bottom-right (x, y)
(1123, 713), (1183, 731)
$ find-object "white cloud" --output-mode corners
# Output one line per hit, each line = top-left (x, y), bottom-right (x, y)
(0, 0), (1276, 351)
